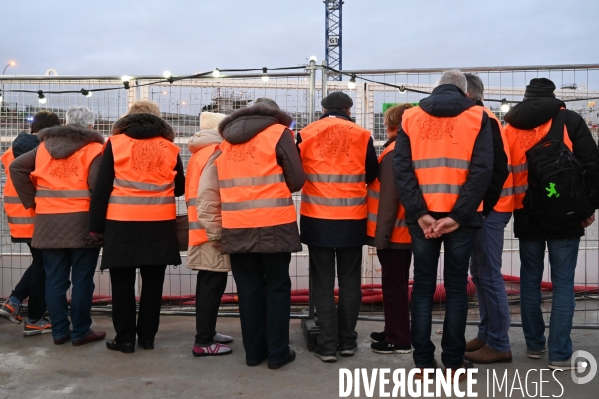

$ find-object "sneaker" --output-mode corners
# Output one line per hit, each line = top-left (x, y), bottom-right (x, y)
(371, 341), (413, 354)
(0, 299), (22, 324)
(527, 346), (547, 359)
(339, 343), (358, 357)
(370, 331), (386, 343)
(314, 347), (337, 363)
(23, 318), (52, 336)
(192, 342), (232, 357)
(213, 332), (233, 344)
(548, 357), (586, 371)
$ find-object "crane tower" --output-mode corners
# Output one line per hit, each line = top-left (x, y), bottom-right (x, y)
(325, 0), (343, 80)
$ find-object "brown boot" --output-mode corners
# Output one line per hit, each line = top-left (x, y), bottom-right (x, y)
(465, 337), (485, 352)
(445, 360), (474, 384)
(413, 359), (439, 380)
(464, 345), (512, 364)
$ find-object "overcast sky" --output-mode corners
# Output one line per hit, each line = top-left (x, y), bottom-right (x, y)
(1, 0), (597, 76)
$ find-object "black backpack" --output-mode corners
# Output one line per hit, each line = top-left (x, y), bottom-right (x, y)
(523, 110), (593, 232)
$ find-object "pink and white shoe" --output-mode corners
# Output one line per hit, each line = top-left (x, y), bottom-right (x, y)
(192, 342), (232, 357)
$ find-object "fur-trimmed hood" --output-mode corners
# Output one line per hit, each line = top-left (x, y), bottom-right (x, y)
(112, 112), (175, 142)
(188, 128), (222, 154)
(38, 125), (105, 159)
(218, 105), (293, 144)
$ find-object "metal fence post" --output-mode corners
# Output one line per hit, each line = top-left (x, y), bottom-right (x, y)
(308, 59), (317, 124)
(321, 60), (328, 99)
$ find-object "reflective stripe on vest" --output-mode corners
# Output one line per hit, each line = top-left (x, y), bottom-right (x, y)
(484, 108), (515, 213)
(2, 148), (36, 238)
(298, 117), (371, 220)
(31, 142), (102, 215)
(215, 124), (297, 229)
(106, 135), (180, 221)
(401, 106), (484, 213)
(504, 114), (572, 210)
(366, 141), (411, 244)
(185, 144), (219, 246)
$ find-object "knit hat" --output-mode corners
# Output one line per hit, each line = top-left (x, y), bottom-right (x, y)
(524, 78), (556, 98)
(200, 112), (227, 130)
(321, 91), (353, 109)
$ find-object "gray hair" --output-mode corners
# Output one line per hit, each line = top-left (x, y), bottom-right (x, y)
(464, 73), (484, 102)
(437, 70), (467, 93)
(65, 106), (95, 127)
(253, 98), (279, 110)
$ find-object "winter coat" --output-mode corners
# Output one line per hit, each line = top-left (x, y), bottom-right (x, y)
(9, 125), (104, 248)
(366, 139), (411, 250)
(296, 110), (379, 248)
(88, 113), (185, 269)
(217, 105), (306, 254)
(504, 97), (599, 239)
(392, 84), (493, 228)
(186, 128), (231, 272)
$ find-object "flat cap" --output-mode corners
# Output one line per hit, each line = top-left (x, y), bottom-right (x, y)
(321, 91), (353, 109)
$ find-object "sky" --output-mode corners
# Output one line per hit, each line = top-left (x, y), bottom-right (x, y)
(1, 0), (598, 76)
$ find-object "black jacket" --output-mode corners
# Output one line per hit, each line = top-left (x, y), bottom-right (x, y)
(89, 113), (185, 269)
(392, 84), (493, 228)
(477, 101), (509, 216)
(296, 110), (379, 248)
(504, 97), (599, 239)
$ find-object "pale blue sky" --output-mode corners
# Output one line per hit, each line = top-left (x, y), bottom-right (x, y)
(2, 0), (597, 75)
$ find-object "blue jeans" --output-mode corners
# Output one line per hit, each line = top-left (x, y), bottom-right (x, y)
(470, 211), (511, 352)
(42, 248), (100, 341)
(409, 224), (476, 369)
(519, 237), (580, 362)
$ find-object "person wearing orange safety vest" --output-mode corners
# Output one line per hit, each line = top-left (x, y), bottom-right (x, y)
(216, 98), (305, 369)
(0, 111), (60, 335)
(297, 91), (379, 363)
(462, 74), (513, 365)
(185, 112), (234, 357)
(503, 78), (599, 371)
(88, 104), (185, 354)
(392, 71), (493, 378)
(10, 106), (106, 346)
(366, 104), (413, 356)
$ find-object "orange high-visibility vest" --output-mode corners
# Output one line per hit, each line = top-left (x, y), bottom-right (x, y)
(185, 144), (218, 246)
(298, 117), (371, 220)
(483, 108), (515, 213)
(401, 106), (484, 213)
(106, 135), (180, 221)
(31, 142), (103, 214)
(2, 148), (35, 238)
(504, 114), (572, 210)
(366, 141), (411, 244)
(215, 124), (297, 229)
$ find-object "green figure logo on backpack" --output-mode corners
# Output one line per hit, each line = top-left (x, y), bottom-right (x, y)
(546, 182), (560, 198)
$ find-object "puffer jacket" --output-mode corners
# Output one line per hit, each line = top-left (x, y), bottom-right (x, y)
(217, 105), (306, 254)
(9, 125), (104, 248)
(186, 128), (231, 272)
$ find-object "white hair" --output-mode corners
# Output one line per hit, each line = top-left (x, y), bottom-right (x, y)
(66, 106), (95, 127)
(464, 73), (484, 102)
(437, 70), (468, 93)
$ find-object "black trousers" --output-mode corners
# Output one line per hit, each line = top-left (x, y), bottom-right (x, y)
(309, 245), (363, 353)
(230, 252), (292, 364)
(195, 270), (228, 345)
(11, 244), (46, 321)
(109, 265), (167, 344)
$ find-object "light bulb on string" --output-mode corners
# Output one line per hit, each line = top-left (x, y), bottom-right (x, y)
(163, 71), (172, 78)
(500, 99), (510, 113)
(213, 68), (221, 78)
(81, 89), (92, 97)
(347, 75), (356, 90)
(0, 91), (3, 103)
(121, 75), (132, 90)
(398, 85), (406, 94)
(262, 67), (269, 82)
(37, 91), (46, 104)
(309, 56), (317, 62)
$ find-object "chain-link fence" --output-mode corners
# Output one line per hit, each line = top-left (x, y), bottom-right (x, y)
(1, 63), (598, 328)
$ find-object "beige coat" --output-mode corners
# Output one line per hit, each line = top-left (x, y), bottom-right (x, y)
(186, 128), (231, 272)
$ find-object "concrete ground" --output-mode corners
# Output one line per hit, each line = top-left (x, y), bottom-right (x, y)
(1, 315), (598, 399)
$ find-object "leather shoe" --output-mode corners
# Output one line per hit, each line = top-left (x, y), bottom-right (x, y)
(139, 340), (154, 350)
(247, 354), (268, 367)
(445, 360), (475, 384)
(53, 331), (71, 345)
(464, 345), (512, 364)
(106, 340), (135, 354)
(72, 329), (106, 346)
(465, 337), (486, 352)
(268, 349), (296, 370)
(413, 359), (440, 380)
